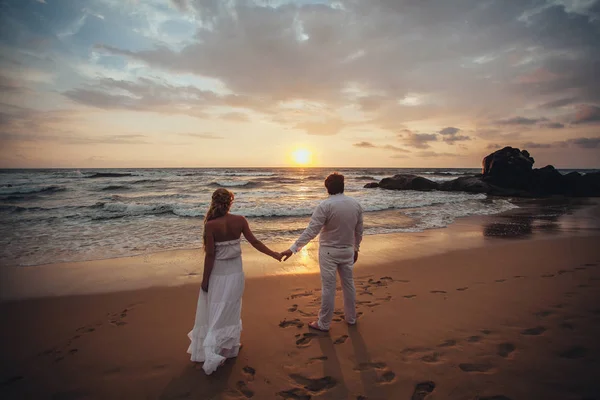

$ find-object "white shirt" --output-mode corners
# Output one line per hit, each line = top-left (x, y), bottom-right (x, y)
(290, 193), (364, 253)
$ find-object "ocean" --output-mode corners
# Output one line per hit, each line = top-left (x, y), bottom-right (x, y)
(1, 166), (576, 267)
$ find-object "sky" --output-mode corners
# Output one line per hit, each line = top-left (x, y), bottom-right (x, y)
(0, 0), (599, 168)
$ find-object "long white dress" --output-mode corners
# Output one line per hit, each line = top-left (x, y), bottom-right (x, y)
(187, 239), (244, 374)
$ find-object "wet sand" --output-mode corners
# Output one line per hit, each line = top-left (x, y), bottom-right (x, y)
(1, 200), (600, 399)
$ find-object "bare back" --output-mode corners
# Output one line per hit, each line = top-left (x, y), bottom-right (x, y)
(205, 214), (246, 243)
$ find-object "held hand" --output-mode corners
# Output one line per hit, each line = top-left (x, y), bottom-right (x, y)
(273, 252), (283, 262)
(201, 280), (209, 293)
(281, 249), (293, 261)
(354, 251), (359, 264)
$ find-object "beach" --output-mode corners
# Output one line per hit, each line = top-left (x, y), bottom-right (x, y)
(1, 203), (600, 400)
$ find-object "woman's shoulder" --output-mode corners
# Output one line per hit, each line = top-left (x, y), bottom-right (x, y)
(228, 213), (246, 221)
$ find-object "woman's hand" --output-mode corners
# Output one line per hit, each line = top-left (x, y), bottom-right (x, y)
(272, 251), (283, 262)
(201, 280), (209, 292)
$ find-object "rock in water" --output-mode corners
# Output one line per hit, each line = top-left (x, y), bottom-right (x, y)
(482, 146), (534, 189)
(378, 174), (439, 191)
(364, 182), (380, 188)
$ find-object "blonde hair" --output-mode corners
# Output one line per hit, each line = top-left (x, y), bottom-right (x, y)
(203, 188), (234, 249)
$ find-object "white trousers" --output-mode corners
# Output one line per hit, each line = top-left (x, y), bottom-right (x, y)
(317, 246), (356, 330)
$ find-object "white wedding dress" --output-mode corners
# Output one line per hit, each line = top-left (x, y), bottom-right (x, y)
(187, 239), (244, 374)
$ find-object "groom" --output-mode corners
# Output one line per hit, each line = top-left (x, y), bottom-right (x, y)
(281, 173), (364, 332)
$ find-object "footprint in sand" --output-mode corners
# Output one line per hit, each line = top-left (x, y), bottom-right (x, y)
(534, 310), (555, 318)
(411, 381), (436, 400)
(276, 388), (311, 400)
(333, 335), (348, 345)
(421, 352), (442, 363)
(289, 374), (337, 392)
(583, 263), (598, 267)
(495, 279), (506, 283)
(456, 287), (469, 291)
(401, 346), (432, 356)
(376, 370), (396, 384)
(376, 295), (392, 302)
(438, 339), (458, 348)
(521, 326), (547, 336)
(430, 290), (447, 294)
(380, 276), (394, 282)
(296, 333), (320, 347)
(481, 329), (492, 335)
(459, 363), (493, 373)
(497, 343), (516, 358)
(559, 346), (587, 359)
(279, 319), (305, 329)
(559, 322), (575, 330)
(468, 335), (483, 343)
(404, 294), (417, 299)
(243, 366), (256, 378)
(557, 269), (571, 275)
(574, 266), (587, 270)
(309, 356), (328, 362)
(354, 362), (387, 371)
(236, 381), (254, 398)
(541, 274), (555, 278)
(513, 275), (525, 278)
(288, 305), (298, 312)
(288, 291), (313, 300)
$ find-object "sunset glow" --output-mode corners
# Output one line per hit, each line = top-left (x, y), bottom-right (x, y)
(292, 149), (312, 166)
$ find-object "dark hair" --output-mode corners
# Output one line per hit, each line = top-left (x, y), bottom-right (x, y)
(325, 173), (344, 195)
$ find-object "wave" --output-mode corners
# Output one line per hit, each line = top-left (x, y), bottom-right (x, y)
(259, 177), (302, 184)
(354, 176), (378, 181)
(208, 181), (262, 188)
(86, 172), (133, 178)
(131, 179), (165, 184)
(0, 185), (67, 196)
(100, 185), (131, 191)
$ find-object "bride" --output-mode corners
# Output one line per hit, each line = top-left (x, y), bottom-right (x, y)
(187, 188), (282, 374)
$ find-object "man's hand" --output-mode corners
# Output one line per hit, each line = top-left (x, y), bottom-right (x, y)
(281, 249), (293, 261)
(201, 280), (209, 293)
(354, 251), (359, 264)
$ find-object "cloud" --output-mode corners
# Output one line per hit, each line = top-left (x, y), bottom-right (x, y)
(170, 0), (189, 12)
(219, 112), (249, 122)
(522, 141), (553, 149)
(495, 116), (547, 126)
(437, 126), (471, 145)
(353, 141), (410, 153)
(443, 135), (471, 145)
(538, 97), (578, 109)
(401, 131), (438, 149)
(439, 127), (460, 136)
(353, 141), (376, 148)
(572, 104), (600, 124)
(1, 131), (149, 145)
(542, 122), (565, 129)
(564, 137), (600, 149)
(383, 144), (410, 153)
(179, 133), (223, 139)
(294, 118), (345, 136)
(521, 137), (600, 149)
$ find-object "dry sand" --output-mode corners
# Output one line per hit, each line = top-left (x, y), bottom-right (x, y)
(1, 231), (600, 399)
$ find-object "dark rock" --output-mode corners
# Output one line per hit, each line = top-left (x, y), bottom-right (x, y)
(378, 174), (439, 191)
(439, 176), (492, 194)
(528, 165), (564, 195)
(482, 146), (534, 189)
(373, 148), (600, 197)
(364, 182), (379, 188)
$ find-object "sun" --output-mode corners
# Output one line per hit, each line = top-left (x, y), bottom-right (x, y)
(292, 149), (312, 166)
